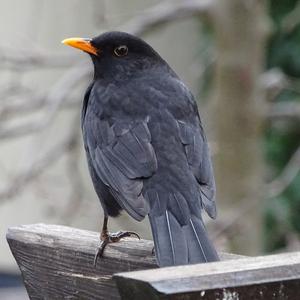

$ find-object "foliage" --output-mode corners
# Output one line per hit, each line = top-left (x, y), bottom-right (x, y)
(264, 0), (300, 252)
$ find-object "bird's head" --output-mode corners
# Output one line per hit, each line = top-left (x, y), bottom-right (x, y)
(62, 31), (167, 80)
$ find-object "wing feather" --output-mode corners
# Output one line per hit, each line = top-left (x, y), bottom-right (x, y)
(177, 120), (217, 219)
(84, 116), (156, 221)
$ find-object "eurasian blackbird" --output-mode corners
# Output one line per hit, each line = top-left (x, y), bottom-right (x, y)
(62, 31), (219, 267)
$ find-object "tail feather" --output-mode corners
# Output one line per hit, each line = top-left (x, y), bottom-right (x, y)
(185, 216), (219, 263)
(149, 210), (188, 266)
(149, 210), (219, 267)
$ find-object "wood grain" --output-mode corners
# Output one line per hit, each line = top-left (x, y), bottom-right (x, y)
(7, 224), (155, 299)
(6, 223), (243, 299)
(115, 251), (300, 299)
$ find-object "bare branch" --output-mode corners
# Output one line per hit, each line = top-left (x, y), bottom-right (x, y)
(59, 116), (86, 223)
(0, 0), (215, 141)
(267, 101), (300, 121)
(0, 47), (78, 69)
(281, 1), (300, 34)
(260, 68), (288, 102)
(123, 0), (214, 36)
(211, 199), (256, 240)
(0, 132), (78, 202)
(0, 87), (82, 119)
(267, 146), (300, 198)
(0, 62), (90, 140)
(212, 146), (300, 238)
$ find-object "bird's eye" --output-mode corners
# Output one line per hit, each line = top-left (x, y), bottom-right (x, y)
(114, 45), (128, 57)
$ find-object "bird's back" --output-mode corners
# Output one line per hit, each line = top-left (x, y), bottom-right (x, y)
(82, 72), (218, 266)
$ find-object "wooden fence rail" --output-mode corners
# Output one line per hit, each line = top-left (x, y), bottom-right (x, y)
(115, 252), (300, 299)
(6, 224), (300, 299)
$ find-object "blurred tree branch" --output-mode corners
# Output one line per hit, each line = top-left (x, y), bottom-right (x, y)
(0, 62), (90, 140)
(267, 102), (300, 121)
(0, 47), (78, 69)
(0, 0), (215, 141)
(124, 0), (214, 35)
(212, 141), (300, 240)
(281, 1), (300, 33)
(59, 116), (86, 223)
(267, 146), (300, 199)
(0, 132), (77, 202)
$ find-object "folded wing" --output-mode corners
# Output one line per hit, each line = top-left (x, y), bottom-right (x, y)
(84, 117), (157, 221)
(177, 119), (217, 219)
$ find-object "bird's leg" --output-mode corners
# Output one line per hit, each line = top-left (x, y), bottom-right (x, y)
(93, 215), (140, 266)
(151, 246), (155, 256)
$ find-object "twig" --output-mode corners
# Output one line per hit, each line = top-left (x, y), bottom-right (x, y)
(0, 88), (81, 119)
(0, 0), (214, 140)
(0, 62), (90, 140)
(260, 68), (288, 102)
(0, 134), (76, 202)
(0, 46), (78, 69)
(212, 146), (300, 238)
(123, 0), (214, 36)
(211, 200), (256, 240)
(281, 1), (300, 34)
(58, 115), (86, 223)
(267, 146), (300, 198)
(267, 101), (300, 121)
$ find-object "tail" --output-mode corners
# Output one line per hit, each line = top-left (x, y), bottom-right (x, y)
(148, 202), (219, 267)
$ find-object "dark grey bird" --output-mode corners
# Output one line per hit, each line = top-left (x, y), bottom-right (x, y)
(62, 31), (219, 267)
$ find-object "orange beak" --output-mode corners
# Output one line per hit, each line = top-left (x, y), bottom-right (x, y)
(61, 37), (98, 56)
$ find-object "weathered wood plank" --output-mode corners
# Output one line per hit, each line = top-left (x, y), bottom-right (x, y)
(114, 251), (300, 299)
(6, 224), (235, 300)
(7, 223), (154, 300)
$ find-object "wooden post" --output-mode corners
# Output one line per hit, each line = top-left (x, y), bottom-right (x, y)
(6, 224), (236, 300)
(115, 252), (300, 299)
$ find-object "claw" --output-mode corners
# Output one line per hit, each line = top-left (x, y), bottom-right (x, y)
(124, 231), (141, 240)
(151, 246), (155, 256)
(93, 230), (140, 267)
(93, 247), (100, 267)
(93, 239), (108, 267)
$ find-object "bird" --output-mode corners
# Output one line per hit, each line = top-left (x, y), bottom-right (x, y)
(62, 31), (219, 267)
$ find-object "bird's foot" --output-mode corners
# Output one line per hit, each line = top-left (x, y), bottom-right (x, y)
(151, 246), (155, 256)
(93, 231), (140, 266)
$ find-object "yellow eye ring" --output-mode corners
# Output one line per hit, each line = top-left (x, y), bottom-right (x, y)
(114, 45), (128, 57)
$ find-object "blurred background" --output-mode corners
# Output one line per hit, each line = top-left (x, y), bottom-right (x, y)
(1, 0), (300, 298)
